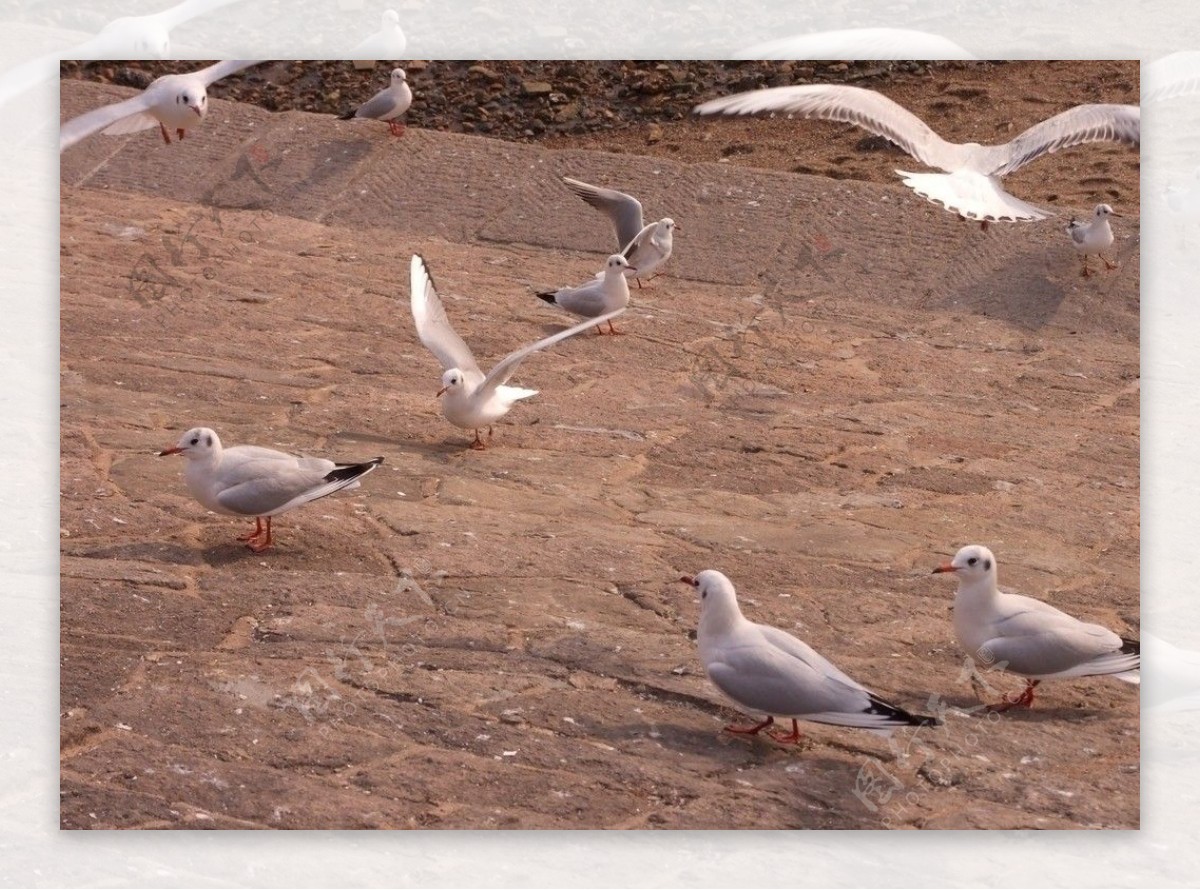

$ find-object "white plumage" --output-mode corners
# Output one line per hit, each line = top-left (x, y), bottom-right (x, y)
(934, 545), (1139, 710)
(683, 570), (938, 743)
(694, 84), (1139, 224)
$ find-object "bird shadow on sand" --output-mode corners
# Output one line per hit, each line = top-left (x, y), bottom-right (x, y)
(201, 542), (269, 567)
(937, 694), (1130, 724)
(933, 248), (1069, 332)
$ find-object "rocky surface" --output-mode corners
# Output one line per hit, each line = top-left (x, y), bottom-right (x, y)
(59, 61), (1139, 830)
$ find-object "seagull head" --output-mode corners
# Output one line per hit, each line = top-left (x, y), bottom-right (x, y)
(679, 569), (737, 608)
(932, 544), (996, 583)
(95, 17), (171, 59)
(1095, 203), (1119, 219)
(660, 218), (679, 234)
(605, 254), (635, 275)
(391, 68), (408, 85)
(437, 369), (465, 397)
(158, 426), (220, 459)
(177, 87), (207, 119)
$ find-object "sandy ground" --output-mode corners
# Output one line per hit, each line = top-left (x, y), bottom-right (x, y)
(60, 62), (1139, 830)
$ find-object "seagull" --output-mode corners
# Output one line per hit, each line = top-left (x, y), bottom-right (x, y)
(1143, 51), (1200, 104)
(680, 570), (939, 744)
(1142, 634), (1200, 713)
(734, 28), (976, 61)
(349, 9), (406, 65)
(535, 254), (634, 335)
(411, 254), (624, 449)
(0, 0), (247, 111)
(59, 59), (261, 152)
(1066, 203), (1119, 277)
(158, 427), (383, 552)
(933, 545), (1140, 711)
(694, 84), (1140, 226)
(339, 67), (412, 137)
(562, 177), (678, 287)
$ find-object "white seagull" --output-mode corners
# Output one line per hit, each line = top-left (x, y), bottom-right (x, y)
(411, 254), (623, 449)
(535, 254), (634, 335)
(933, 544), (1140, 711)
(349, 9), (407, 65)
(735, 28), (976, 61)
(1143, 51), (1200, 104)
(681, 570), (939, 744)
(158, 426), (383, 552)
(0, 0), (247, 110)
(694, 84), (1140, 225)
(339, 67), (412, 137)
(1066, 203), (1119, 277)
(562, 177), (679, 287)
(59, 59), (261, 152)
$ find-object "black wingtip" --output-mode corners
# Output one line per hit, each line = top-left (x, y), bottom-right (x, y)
(338, 110), (356, 120)
(535, 291), (557, 305)
(1120, 637), (1140, 656)
(324, 456), (384, 483)
(867, 696), (942, 727)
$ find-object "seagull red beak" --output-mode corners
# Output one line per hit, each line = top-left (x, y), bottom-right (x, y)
(678, 575), (697, 586)
(436, 385), (449, 397)
(932, 563), (958, 574)
(158, 446), (184, 456)
(191, 105), (203, 117)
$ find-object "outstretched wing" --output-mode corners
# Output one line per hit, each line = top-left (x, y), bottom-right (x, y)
(409, 255), (481, 375)
(479, 308), (625, 397)
(989, 103), (1140, 177)
(695, 84), (953, 171)
(60, 91), (157, 151)
(195, 59), (262, 87)
(734, 28), (977, 61)
(152, 0), (246, 32)
(563, 177), (645, 250)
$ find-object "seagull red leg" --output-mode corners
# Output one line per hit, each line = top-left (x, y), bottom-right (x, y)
(159, 123), (172, 144)
(768, 719), (805, 745)
(724, 715), (775, 736)
(177, 128), (186, 141)
(470, 429), (487, 450)
(236, 516), (265, 543)
(246, 517), (274, 552)
(986, 679), (1040, 712)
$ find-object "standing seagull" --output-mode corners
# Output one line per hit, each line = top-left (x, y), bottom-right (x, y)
(158, 427), (382, 552)
(348, 9), (407, 65)
(339, 67), (412, 137)
(694, 84), (1140, 225)
(933, 545), (1140, 711)
(680, 570), (939, 744)
(536, 254), (634, 335)
(563, 177), (679, 287)
(411, 255), (623, 449)
(59, 59), (261, 152)
(1066, 203), (1119, 277)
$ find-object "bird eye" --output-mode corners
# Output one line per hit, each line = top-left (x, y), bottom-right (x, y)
(190, 437), (199, 445)
(967, 557), (977, 566)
